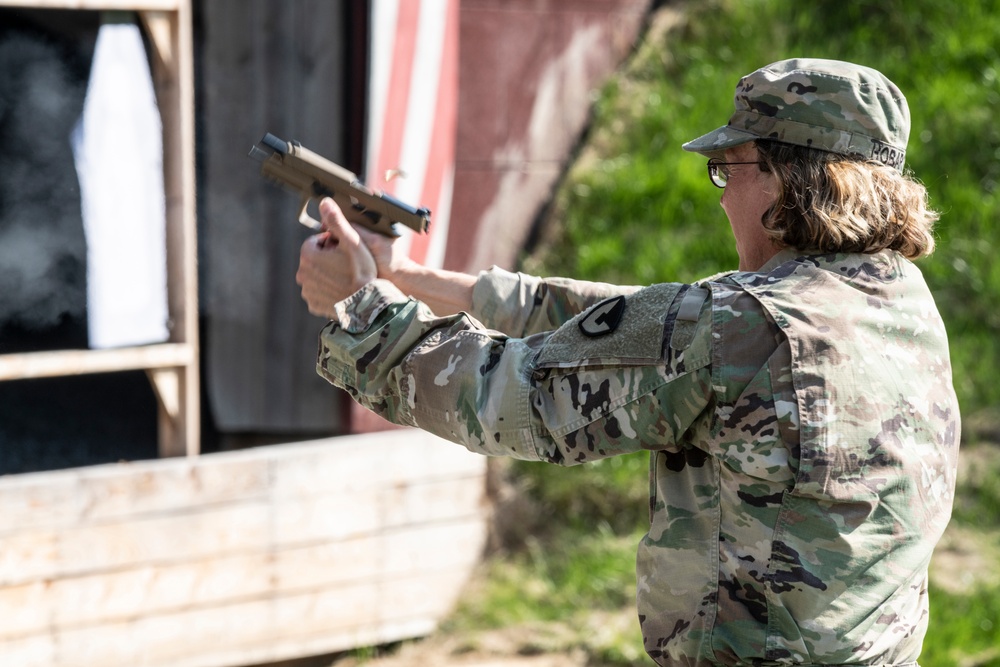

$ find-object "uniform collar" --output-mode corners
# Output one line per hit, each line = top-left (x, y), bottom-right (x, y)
(755, 248), (804, 274)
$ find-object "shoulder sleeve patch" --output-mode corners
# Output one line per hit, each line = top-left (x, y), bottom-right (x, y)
(578, 295), (626, 337)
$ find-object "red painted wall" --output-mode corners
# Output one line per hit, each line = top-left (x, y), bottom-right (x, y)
(349, 0), (655, 435)
(447, 0), (654, 273)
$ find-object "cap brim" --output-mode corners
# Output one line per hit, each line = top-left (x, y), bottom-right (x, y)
(682, 125), (758, 160)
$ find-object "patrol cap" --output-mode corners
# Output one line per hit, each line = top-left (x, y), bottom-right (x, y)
(683, 58), (909, 171)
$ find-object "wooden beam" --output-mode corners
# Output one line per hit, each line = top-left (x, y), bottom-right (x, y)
(0, 344), (195, 381)
(146, 367), (193, 458)
(144, 0), (200, 457)
(0, 0), (180, 9)
(0, 520), (487, 639)
(138, 10), (173, 73)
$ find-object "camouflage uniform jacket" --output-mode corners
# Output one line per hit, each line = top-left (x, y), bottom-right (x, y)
(316, 249), (960, 667)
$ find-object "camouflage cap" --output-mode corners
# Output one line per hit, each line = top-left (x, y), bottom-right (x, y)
(683, 58), (909, 171)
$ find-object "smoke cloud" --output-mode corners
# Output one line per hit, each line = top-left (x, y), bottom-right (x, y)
(0, 30), (88, 330)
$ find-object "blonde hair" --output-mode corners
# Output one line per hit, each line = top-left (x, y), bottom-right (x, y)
(756, 140), (938, 259)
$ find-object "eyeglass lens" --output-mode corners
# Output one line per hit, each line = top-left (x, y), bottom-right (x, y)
(708, 161), (728, 188)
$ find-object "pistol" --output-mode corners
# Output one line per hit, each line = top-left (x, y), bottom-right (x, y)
(249, 133), (431, 236)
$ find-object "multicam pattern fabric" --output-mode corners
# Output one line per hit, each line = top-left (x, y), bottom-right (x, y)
(316, 249), (959, 666)
(683, 58), (910, 171)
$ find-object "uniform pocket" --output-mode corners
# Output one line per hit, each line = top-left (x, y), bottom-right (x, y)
(764, 489), (883, 663)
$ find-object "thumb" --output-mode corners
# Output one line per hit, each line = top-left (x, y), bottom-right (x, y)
(319, 197), (358, 243)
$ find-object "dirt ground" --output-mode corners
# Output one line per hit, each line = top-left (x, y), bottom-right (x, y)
(330, 634), (584, 667)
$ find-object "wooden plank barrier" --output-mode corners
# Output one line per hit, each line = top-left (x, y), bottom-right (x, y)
(0, 430), (490, 667)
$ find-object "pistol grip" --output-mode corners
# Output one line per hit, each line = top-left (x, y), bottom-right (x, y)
(297, 194), (323, 231)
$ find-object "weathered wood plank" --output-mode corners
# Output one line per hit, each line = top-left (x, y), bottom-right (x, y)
(0, 514), (486, 641)
(148, 0), (200, 457)
(0, 634), (55, 667)
(273, 518), (486, 591)
(72, 456), (271, 522)
(30, 569), (472, 667)
(180, 620), (440, 667)
(1, 473), (484, 588)
(0, 458), (271, 534)
(0, 530), (59, 587)
(70, 502), (268, 578)
(273, 477), (487, 546)
(0, 430), (481, 536)
(0, 431), (489, 665)
(0, 0), (180, 11)
(270, 433), (487, 497)
(0, 552), (271, 640)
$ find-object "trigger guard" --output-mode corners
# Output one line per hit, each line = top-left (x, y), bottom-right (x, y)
(297, 196), (323, 230)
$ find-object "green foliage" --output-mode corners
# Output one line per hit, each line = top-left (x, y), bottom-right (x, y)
(449, 523), (641, 628)
(508, 454), (650, 534)
(923, 444), (1000, 666)
(921, 582), (1000, 667)
(952, 445), (1000, 528)
(444, 520), (648, 664)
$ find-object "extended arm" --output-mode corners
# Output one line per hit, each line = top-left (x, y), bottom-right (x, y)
(317, 277), (713, 465)
(297, 200), (714, 463)
(297, 199), (640, 336)
(347, 206), (641, 335)
(342, 240), (640, 336)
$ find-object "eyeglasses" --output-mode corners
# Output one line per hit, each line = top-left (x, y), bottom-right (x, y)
(707, 159), (765, 188)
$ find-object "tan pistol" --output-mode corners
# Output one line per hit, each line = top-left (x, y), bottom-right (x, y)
(249, 133), (431, 237)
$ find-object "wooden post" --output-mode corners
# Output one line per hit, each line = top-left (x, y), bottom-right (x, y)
(140, 1), (200, 457)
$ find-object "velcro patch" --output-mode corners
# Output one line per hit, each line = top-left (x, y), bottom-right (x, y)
(537, 283), (680, 368)
(578, 295), (626, 338)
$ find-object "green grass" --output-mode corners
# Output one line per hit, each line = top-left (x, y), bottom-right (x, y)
(923, 444), (1000, 667)
(439, 457), (649, 663)
(449, 523), (641, 628)
(443, 1), (1000, 665)
(952, 445), (1000, 528)
(922, 583), (1000, 667)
